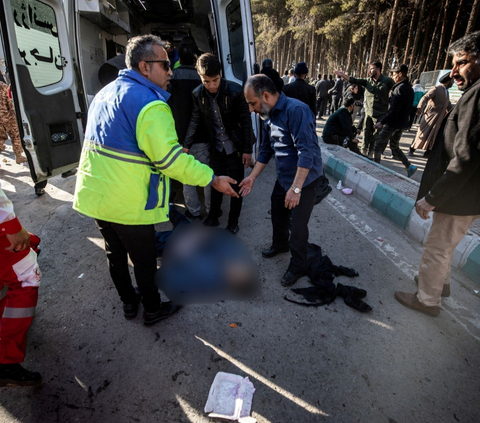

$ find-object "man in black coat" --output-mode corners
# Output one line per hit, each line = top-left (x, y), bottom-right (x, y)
(372, 64), (417, 178)
(395, 31), (480, 317)
(328, 75), (344, 113)
(315, 74), (330, 119)
(282, 62), (316, 116)
(261, 58), (284, 93)
(322, 98), (360, 153)
(184, 54), (254, 234)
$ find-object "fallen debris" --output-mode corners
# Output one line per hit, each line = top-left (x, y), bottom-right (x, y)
(205, 372), (256, 422)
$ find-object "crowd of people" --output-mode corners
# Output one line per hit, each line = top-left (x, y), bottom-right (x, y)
(1, 30), (479, 389)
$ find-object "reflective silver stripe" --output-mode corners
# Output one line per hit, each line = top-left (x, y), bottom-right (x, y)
(156, 148), (183, 171)
(2, 307), (36, 318)
(84, 139), (149, 159)
(152, 145), (182, 166)
(85, 147), (155, 166)
(0, 286), (7, 301)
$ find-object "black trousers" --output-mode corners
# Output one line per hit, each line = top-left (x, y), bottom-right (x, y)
(271, 177), (320, 275)
(209, 148), (244, 225)
(317, 97), (328, 117)
(95, 219), (160, 313)
(374, 124), (411, 167)
(323, 135), (360, 154)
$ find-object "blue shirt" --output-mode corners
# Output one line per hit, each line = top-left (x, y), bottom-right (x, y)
(257, 93), (323, 190)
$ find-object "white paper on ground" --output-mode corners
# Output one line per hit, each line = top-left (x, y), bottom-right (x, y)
(205, 372), (256, 422)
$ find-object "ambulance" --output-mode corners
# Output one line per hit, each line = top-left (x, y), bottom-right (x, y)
(0, 0), (257, 185)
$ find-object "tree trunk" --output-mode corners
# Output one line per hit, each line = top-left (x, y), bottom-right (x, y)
(382, 0), (401, 72)
(404, 0), (422, 65)
(285, 32), (292, 72)
(370, 3), (380, 62)
(346, 26), (354, 73)
(409, 0), (427, 76)
(309, 26), (316, 76)
(466, 0), (480, 34)
(444, 0), (465, 68)
(434, 0), (451, 69)
(422, 0), (445, 73)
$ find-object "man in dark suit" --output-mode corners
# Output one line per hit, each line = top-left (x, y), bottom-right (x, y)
(282, 62), (316, 116)
(328, 75), (344, 113)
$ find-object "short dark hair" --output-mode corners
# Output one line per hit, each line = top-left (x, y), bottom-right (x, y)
(449, 30), (480, 58)
(317, 74), (321, 79)
(196, 53), (221, 77)
(343, 97), (355, 108)
(323, 74), (328, 79)
(245, 74), (278, 97)
(178, 41), (196, 66)
(126, 34), (165, 71)
(349, 84), (358, 91)
(370, 61), (382, 71)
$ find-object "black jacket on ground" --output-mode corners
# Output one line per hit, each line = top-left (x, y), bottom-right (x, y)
(167, 65), (202, 145)
(380, 78), (413, 129)
(417, 78), (480, 215)
(184, 78), (254, 153)
(282, 79), (317, 116)
(315, 79), (330, 99)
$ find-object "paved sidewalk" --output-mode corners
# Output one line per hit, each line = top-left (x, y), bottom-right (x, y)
(315, 118), (480, 285)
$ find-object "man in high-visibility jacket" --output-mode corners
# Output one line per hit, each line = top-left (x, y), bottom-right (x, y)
(0, 182), (42, 387)
(73, 34), (238, 326)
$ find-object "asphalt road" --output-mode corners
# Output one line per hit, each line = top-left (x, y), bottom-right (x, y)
(1, 147), (479, 423)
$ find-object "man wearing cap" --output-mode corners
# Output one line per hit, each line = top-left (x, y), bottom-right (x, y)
(394, 31), (480, 317)
(240, 75), (323, 288)
(282, 62), (316, 116)
(372, 64), (417, 178)
(409, 73), (453, 157)
(335, 62), (394, 157)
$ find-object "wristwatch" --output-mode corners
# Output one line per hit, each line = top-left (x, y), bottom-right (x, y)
(291, 186), (302, 194)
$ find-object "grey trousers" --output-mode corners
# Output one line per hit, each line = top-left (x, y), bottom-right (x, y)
(183, 142), (211, 216)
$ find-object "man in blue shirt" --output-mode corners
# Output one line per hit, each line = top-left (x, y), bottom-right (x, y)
(240, 75), (323, 287)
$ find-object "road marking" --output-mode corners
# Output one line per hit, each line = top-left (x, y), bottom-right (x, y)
(325, 195), (480, 342)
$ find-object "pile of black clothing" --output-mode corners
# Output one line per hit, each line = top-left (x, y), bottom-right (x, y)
(284, 243), (372, 312)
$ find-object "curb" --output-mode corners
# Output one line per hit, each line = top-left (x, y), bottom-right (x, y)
(321, 147), (480, 285)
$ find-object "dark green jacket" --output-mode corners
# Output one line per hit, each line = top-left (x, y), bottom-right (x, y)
(349, 74), (394, 119)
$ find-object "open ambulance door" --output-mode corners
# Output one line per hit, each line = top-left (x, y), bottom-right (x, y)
(210, 0), (260, 156)
(0, 0), (85, 184)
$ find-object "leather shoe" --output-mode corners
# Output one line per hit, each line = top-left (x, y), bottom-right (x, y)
(143, 302), (182, 326)
(414, 275), (450, 297)
(123, 289), (141, 320)
(203, 217), (219, 227)
(394, 291), (440, 317)
(262, 246), (289, 258)
(226, 223), (239, 234)
(281, 271), (302, 287)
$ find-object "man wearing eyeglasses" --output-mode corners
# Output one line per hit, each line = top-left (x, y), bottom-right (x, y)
(73, 35), (238, 327)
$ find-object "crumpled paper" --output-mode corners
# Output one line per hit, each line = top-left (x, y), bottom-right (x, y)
(205, 372), (256, 422)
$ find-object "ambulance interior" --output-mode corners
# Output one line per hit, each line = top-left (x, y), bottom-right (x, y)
(75, 0), (247, 103)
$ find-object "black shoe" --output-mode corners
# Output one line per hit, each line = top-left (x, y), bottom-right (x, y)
(262, 246), (289, 258)
(123, 289), (141, 320)
(204, 217), (219, 227)
(184, 210), (202, 221)
(226, 223), (239, 234)
(0, 363), (42, 387)
(61, 169), (77, 178)
(143, 302), (182, 326)
(281, 271), (302, 287)
(35, 187), (45, 196)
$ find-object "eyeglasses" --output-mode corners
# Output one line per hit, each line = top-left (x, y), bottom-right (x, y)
(144, 59), (171, 71)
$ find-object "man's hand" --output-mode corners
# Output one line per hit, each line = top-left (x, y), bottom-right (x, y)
(182, 148), (190, 154)
(352, 138), (360, 144)
(239, 175), (255, 197)
(211, 176), (239, 198)
(242, 153), (252, 169)
(285, 190), (301, 210)
(416, 110), (422, 116)
(374, 122), (383, 130)
(5, 227), (30, 252)
(415, 197), (435, 220)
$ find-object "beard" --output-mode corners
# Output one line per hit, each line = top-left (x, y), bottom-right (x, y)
(259, 102), (271, 120)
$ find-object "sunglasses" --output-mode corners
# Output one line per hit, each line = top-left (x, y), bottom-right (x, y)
(144, 59), (171, 71)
